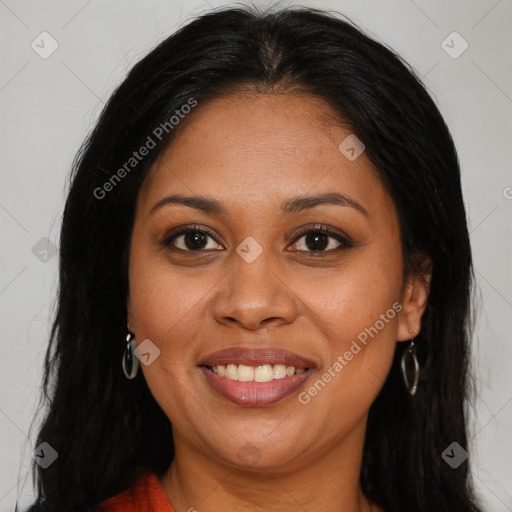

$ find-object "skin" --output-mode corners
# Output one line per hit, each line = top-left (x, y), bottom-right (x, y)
(127, 91), (431, 512)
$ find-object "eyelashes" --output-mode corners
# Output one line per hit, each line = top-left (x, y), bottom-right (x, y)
(159, 223), (353, 256)
(289, 226), (353, 254)
(161, 225), (223, 252)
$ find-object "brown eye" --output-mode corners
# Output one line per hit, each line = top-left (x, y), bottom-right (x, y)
(162, 226), (224, 252)
(290, 226), (352, 254)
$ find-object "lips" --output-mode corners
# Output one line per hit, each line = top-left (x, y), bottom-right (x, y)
(199, 347), (317, 407)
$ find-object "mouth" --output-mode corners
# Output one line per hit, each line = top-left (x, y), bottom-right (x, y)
(198, 347), (316, 407)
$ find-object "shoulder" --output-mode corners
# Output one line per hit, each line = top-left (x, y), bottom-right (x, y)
(97, 470), (175, 512)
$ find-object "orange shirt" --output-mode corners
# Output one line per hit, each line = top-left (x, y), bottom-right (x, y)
(97, 470), (175, 512)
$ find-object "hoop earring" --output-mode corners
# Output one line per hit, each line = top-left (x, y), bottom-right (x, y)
(122, 330), (140, 379)
(401, 339), (419, 395)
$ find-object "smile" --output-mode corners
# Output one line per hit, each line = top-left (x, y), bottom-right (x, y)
(199, 347), (316, 407)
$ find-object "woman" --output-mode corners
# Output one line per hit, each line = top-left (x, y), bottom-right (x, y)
(24, 4), (483, 512)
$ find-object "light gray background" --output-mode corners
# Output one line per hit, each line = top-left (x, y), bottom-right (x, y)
(1, 0), (511, 510)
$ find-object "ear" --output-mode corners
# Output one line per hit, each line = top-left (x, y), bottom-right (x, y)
(397, 254), (432, 342)
(126, 295), (135, 332)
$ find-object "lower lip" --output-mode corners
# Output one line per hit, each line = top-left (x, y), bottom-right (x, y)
(200, 366), (314, 407)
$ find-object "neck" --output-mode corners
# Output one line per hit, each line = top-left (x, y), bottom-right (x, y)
(159, 416), (379, 512)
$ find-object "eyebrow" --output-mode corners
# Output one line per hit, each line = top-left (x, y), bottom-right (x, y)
(150, 192), (369, 218)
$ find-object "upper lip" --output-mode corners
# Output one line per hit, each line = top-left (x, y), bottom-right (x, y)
(199, 347), (317, 369)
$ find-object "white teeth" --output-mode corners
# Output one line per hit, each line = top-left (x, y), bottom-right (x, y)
(238, 364), (254, 382)
(225, 363), (238, 380)
(254, 365), (274, 382)
(273, 364), (287, 379)
(209, 363), (307, 381)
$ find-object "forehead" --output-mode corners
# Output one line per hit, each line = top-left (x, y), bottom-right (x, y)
(138, 92), (391, 220)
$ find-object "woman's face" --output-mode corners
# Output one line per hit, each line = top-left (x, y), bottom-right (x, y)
(127, 92), (429, 471)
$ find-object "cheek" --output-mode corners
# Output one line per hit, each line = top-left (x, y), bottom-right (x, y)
(128, 250), (209, 426)
(128, 246), (207, 363)
(300, 253), (403, 344)
(294, 244), (403, 405)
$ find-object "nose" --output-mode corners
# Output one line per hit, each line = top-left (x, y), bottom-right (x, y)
(211, 248), (299, 331)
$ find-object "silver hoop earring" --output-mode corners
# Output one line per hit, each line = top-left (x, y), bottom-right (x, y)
(401, 339), (419, 395)
(122, 330), (140, 379)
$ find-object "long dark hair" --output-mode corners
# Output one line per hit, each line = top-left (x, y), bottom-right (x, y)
(23, 4), (482, 511)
